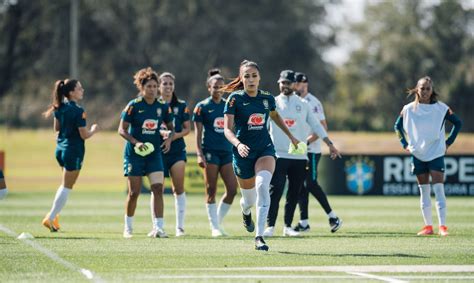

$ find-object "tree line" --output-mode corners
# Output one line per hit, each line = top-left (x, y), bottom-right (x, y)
(0, 0), (472, 131)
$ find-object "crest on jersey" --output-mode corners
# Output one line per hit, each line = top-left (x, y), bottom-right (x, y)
(157, 108), (162, 117)
(263, 99), (269, 109)
(173, 107), (179, 115)
(296, 105), (301, 113)
(345, 156), (375, 195)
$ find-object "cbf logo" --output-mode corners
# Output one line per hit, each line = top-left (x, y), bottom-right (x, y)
(344, 156), (375, 195)
(263, 99), (269, 109)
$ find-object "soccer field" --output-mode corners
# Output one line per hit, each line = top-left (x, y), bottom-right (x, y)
(1, 192), (473, 282)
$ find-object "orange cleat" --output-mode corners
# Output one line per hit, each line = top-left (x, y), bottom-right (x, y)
(417, 225), (434, 236)
(439, 225), (449, 236)
(42, 214), (60, 232)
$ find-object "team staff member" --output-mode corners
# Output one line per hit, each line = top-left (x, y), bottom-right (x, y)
(294, 72), (342, 233)
(119, 67), (174, 239)
(42, 79), (99, 232)
(193, 69), (238, 237)
(156, 72), (190, 237)
(395, 76), (462, 236)
(222, 60), (299, 251)
(264, 70), (340, 237)
(0, 169), (8, 200)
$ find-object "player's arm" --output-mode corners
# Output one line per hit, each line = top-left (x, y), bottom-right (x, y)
(224, 113), (249, 158)
(445, 109), (462, 148)
(394, 115), (408, 150)
(172, 120), (190, 141)
(306, 109), (340, 159)
(78, 125), (99, 140)
(194, 121), (206, 168)
(118, 120), (143, 147)
(161, 120), (175, 154)
(53, 118), (60, 133)
(269, 110), (299, 146)
(306, 119), (327, 144)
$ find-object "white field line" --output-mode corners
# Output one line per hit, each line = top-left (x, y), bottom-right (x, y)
(172, 265), (474, 273)
(0, 224), (104, 283)
(347, 272), (407, 283)
(136, 274), (474, 280)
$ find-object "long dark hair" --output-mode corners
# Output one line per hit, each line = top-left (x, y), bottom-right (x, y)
(220, 60), (259, 93)
(406, 76), (439, 104)
(43, 79), (78, 118)
(159, 72), (178, 105)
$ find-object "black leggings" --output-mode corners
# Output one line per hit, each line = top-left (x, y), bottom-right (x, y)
(267, 158), (307, 227)
(298, 153), (332, 220)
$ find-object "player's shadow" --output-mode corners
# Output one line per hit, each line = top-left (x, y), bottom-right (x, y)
(34, 236), (101, 240)
(277, 251), (428, 258)
(311, 231), (416, 238)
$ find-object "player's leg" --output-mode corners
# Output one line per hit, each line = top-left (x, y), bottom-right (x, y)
(169, 160), (186, 236)
(204, 162), (221, 236)
(265, 158), (288, 237)
(430, 157), (447, 235)
(0, 170), (8, 200)
(148, 171), (167, 238)
(283, 159), (306, 236)
(254, 155), (275, 251)
(218, 161), (237, 234)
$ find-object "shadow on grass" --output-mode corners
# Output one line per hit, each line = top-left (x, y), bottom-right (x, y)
(277, 251), (428, 258)
(34, 236), (102, 240)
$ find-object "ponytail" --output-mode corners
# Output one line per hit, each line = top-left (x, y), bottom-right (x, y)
(43, 79), (78, 118)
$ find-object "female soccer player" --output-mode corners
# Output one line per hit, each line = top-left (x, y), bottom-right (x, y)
(0, 169), (7, 200)
(42, 79), (99, 232)
(119, 67), (174, 238)
(156, 72), (190, 237)
(222, 60), (299, 251)
(193, 69), (237, 237)
(395, 76), (462, 236)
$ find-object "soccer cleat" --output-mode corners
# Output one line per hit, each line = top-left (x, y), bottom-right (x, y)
(42, 214), (60, 232)
(263, 226), (275, 237)
(211, 228), (223, 237)
(439, 225), (449, 236)
(123, 229), (133, 239)
(242, 212), (255, 233)
(255, 236), (269, 251)
(417, 225), (434, 236)
(293, 223), (310, 232)
(176, 228), (185, 237)
(148, 228), (169, 238)
(329, 217), (343, 233)
(283, 226), (301, 237)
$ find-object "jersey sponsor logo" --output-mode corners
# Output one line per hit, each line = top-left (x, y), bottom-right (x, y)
(247, 113), (265, 130)
(142, 119), (158, 135)
(283, 118), (296, 128)
(213, 117), (225, 133)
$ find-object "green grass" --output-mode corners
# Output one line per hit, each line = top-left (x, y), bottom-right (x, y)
(1, 192), (473, 282)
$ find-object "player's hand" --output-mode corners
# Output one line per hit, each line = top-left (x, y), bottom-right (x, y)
(161, 138), (172, 154)
(329, 144), (341, 160)
(290, 136), (300, 148)
(91, 124), (100, 133)
(135, 142), (147, 151)
(197, 155), (207, 168)
(237, 143), (250, 158)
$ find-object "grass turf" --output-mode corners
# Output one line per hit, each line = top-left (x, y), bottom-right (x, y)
(1, 192), (473, 282)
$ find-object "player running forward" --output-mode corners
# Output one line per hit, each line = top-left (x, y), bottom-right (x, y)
(193, 69), (238, 237)
(0, 170), (8, 200)
(395, 76), (462, 237)
(42, 79), (99, 232)
(156, 72), (190, 237)
(222, 60), (299, 251)
(264, 70), (341, 237)
(119, 67), (174, 239)
(294, 72), (343, 233)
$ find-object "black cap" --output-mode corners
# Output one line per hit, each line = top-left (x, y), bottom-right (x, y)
(295, 72), (308, 83)
(277, 70), (295, 83)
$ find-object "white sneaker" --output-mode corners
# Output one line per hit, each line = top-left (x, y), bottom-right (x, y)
(283, 226), (300, 237)
(219, 227), (229, 236)
(148, 228), (169, 238)
(176, 228), (185, 237)
(123, 229), (133, 239)
(211, 228), (223, 237)
(263, 226), (275, 237)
